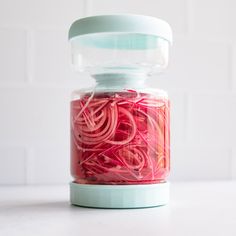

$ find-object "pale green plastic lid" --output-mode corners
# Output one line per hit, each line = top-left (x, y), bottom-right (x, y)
(70, 182), (169, 209)
(68, 14), (172, 49)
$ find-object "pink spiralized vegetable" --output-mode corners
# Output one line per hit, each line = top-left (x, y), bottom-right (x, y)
(71, 91), (170, 185)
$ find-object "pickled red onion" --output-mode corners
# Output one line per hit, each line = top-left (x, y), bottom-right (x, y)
(71, 91), (170, 184)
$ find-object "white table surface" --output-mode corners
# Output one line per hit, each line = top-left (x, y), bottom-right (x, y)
(0, 181), (236, 236)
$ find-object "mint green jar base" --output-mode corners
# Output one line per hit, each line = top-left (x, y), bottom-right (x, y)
(70, 182), (169, 209)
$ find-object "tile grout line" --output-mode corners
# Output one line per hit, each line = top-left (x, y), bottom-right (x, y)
(186, 0), (194, 35)
(228, 42), (233, 91)
(26, 29), (34, 84)
(84, 0), (92, 17)
(25, 147), (35, 185)
(229, 148), (233, 180)
(183, 91), (189, 145)
(23, 147), (28, 185)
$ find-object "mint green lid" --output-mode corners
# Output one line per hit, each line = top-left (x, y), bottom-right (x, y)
(70, 182), (169, 209)
(69, 14), (172, 44)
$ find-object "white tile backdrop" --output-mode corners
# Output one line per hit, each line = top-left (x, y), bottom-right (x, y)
(0, 0), (235, 184)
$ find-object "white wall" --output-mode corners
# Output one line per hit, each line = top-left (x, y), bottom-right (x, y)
(0, 0), (235, 184)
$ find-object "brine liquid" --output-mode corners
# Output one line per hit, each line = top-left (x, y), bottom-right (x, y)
(71, 91), (170, 184)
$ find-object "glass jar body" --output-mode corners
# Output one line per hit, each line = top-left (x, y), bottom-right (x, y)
(70, 85), (170, 185)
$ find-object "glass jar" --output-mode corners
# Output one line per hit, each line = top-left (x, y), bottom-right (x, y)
(69, 15), (172, 208)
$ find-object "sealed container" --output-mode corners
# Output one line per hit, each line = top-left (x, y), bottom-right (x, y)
(69, 15), (172, 208)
